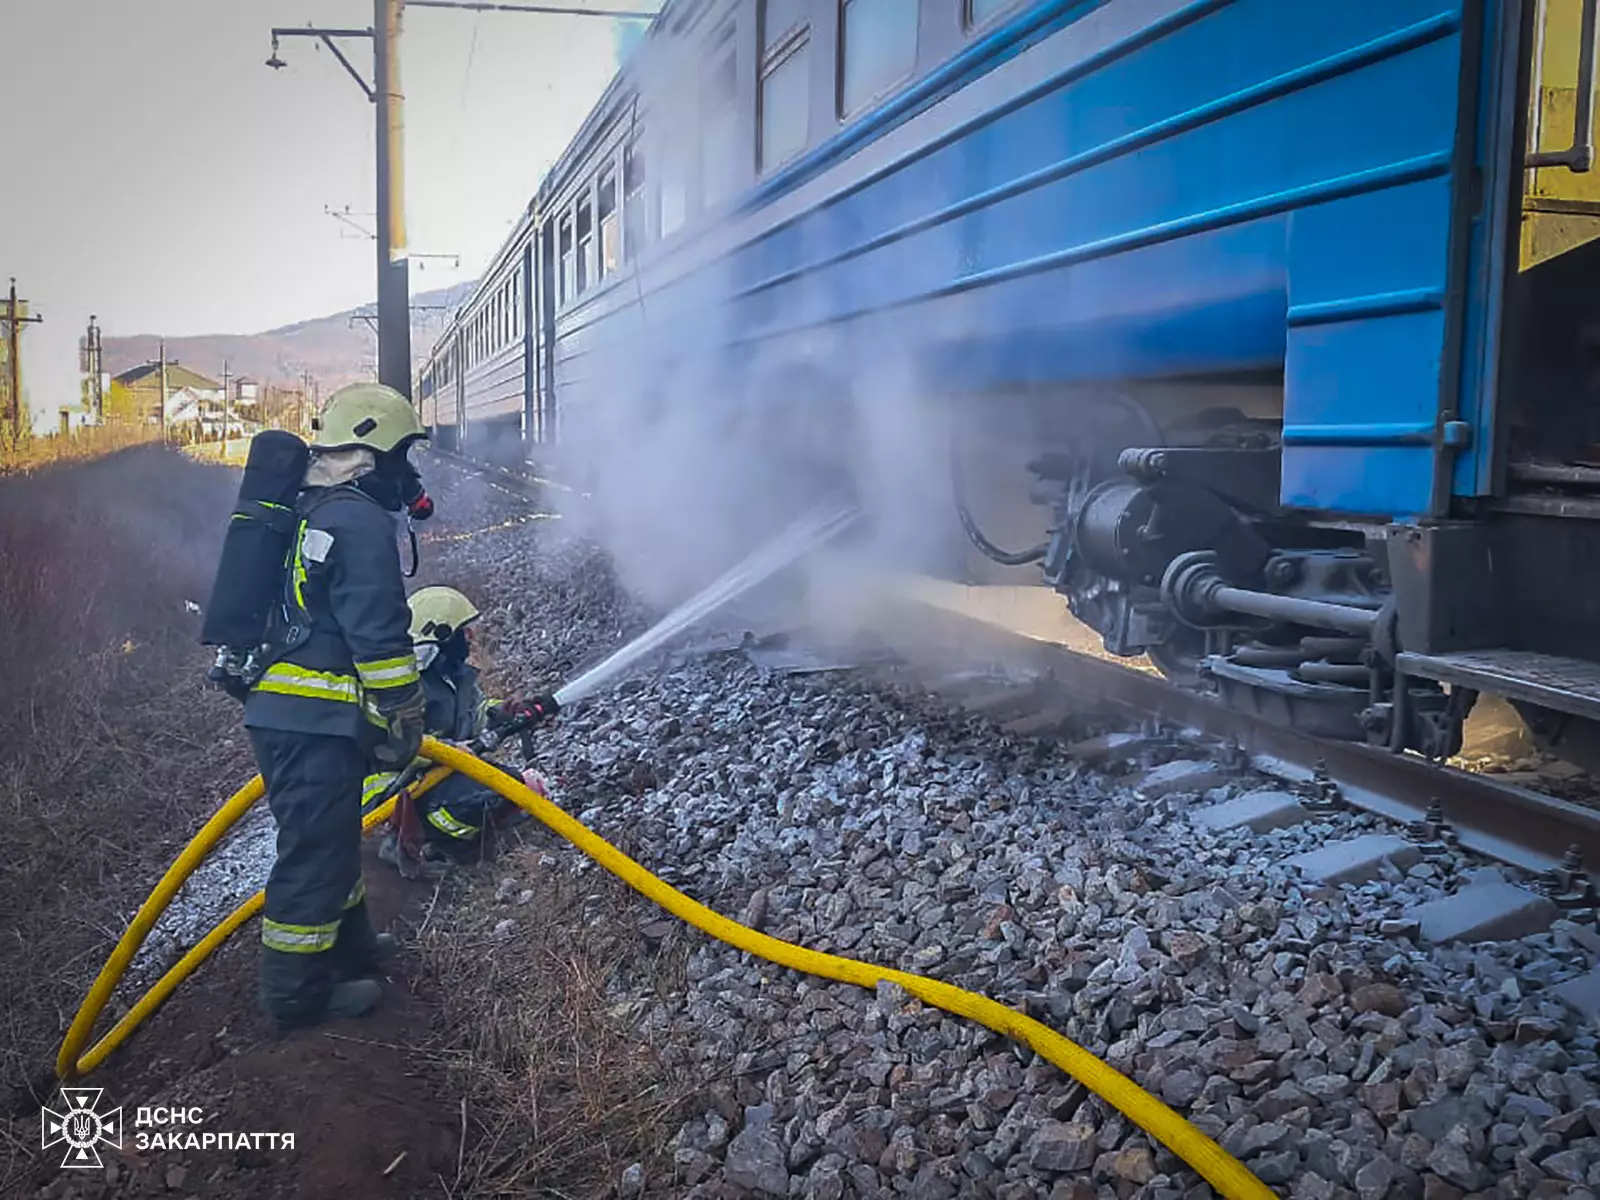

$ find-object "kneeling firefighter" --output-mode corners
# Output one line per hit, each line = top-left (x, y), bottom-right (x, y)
(202, 381), (436, 1031)
(363, 585), (559, 877)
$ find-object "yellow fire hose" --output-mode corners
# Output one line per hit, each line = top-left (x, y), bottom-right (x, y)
(58, 738), (1273, 1199)
(56, 767), (450, 1081)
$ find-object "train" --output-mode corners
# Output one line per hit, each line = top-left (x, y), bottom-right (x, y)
(418, 0), (1600, 771)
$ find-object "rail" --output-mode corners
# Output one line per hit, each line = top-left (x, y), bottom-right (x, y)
(877, 578), (1600, 877)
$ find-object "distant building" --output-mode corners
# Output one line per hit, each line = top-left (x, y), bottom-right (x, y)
(57, 402), (93, 435)
(112, 361), (226, 434)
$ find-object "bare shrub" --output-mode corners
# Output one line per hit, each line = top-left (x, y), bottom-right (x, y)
(0, 445), (243, 1188)
(417, 838), (700, 1198)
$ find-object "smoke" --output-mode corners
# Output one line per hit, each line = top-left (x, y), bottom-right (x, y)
(549, 209), (1014, 648)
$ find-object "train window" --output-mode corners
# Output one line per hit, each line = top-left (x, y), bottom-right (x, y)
(559, 216), (575, 305)
(598, 170), (619, 279)
(702, 42), (739, 206)
(660, 156), (687, 238)
(577, 200), (593, 293)
(759, 41), (809, 170)
(964, 0), (1018, 28)
(839, 0), (918, 116)
(763, 0), (807, 50)
(759, 0), (810, 173)
(623, 142), (647, 257)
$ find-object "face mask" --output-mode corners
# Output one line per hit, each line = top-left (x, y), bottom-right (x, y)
(441, 629), (471, 664)
(360, 448), (432, 518)
(414, 642), (441, 672)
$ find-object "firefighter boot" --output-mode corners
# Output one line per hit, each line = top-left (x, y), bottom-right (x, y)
(331, 899), (398, 980)
(260, 948), (382, 1033)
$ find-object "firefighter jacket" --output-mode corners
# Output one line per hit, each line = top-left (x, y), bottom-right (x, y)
(361, 656), (498, 801)
(243, 483), (422, 741)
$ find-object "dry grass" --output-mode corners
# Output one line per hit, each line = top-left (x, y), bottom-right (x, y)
(0, 445), (243, 1188)
(0, 422), (166, 474)
(417, 837), (703, 1199)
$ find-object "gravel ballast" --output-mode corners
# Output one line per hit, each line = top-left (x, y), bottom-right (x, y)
(139, 454), (1600, 1199)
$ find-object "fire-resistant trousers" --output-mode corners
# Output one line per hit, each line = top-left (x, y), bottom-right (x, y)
(248, 728), (384, 1025)
(417, 764), (523, 856)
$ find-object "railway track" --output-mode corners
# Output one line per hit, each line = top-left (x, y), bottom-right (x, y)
(424, 446), (1600, 998)
(401, 446), (1600, 1195)
(430, 444), (1600, 906)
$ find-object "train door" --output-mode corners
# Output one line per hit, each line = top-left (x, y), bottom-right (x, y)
(1451, 0), (1599, 499)
(521, 241), (537, 448)
(455, 339), (467, 448)
(1521, 0), (1600, 269)
(539, 221), (557, 446)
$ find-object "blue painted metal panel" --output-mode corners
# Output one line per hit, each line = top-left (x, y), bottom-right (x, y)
(730, 2), (1462, 295)
(540, 0), (1490, 522)
(1283, 311), (1451, 513)
(1452, 0), (1524, 498)
(1283, 172), (1460, 515)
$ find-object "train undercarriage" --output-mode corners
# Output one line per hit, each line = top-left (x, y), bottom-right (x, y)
(950, 376), (1600, 774)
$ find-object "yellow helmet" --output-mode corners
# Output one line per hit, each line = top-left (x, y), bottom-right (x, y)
(311, 382), (427, 454)
(408, 586), (480, 645)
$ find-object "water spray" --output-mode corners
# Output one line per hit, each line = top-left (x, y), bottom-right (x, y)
(552, 504), (860, 710)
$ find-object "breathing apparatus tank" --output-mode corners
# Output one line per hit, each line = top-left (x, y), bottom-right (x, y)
(200, 430), (311, 697)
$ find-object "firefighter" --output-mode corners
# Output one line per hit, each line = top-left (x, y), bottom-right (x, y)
(363, 585), (558, 876)
(242, 382), (431, 1031)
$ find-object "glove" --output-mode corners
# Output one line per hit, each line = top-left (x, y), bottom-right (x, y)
(371, 686), (426, 769)
(491, 694), (560, 729)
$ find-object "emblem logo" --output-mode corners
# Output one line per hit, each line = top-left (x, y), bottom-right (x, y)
(41, 1087), (122, 1169)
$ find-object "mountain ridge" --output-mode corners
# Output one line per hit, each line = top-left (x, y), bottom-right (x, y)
(102, 281), (476, 389)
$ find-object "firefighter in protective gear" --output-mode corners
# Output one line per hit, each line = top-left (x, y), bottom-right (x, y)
(242, 381), (431, 1030)
(364, 585), (559, 876)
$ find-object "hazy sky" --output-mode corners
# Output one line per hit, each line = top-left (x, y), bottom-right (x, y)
(1, 0), (643, 427)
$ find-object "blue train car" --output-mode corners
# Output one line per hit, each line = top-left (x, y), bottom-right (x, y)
(426, 0), (1600, 769)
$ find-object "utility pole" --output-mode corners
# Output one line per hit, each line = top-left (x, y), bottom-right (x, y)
(2, 279), (43, 442)
(374, 0), (411, 396)
(265, 1), (654, 404)
(221, 359), (232, 445)
(158, 339), (169, 444)
(80, 314), (105, 424)
(265, 7), (411, 398)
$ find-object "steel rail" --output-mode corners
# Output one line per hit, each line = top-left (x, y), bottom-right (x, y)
(878, 586), (1600, 878)
(422, 445), (1597, 879)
